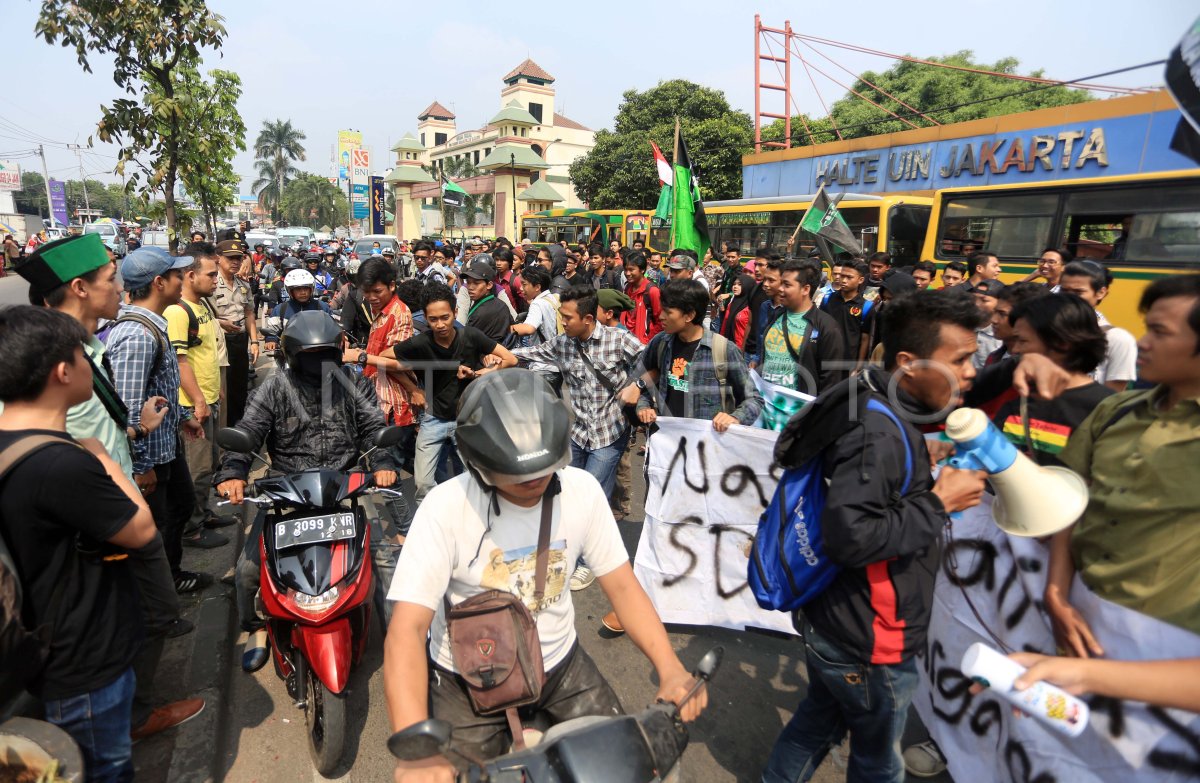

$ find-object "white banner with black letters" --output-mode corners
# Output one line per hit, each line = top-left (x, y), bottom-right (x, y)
(633, 417), (797, 635)
(916, 496), (1200, 783)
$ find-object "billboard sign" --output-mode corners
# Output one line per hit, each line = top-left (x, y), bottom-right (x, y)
(0, 160), (20, 191)
(369, 176), (385, 234)
(351, 183), (369, 219)
(48, 179), (68, 227)
(352, 148), (370, 181)
(338, 130), (362, 182)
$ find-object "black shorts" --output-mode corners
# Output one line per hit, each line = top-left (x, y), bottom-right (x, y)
(429, 642), (623, 761)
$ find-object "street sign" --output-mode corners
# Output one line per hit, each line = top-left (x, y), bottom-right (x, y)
(0, 160), (20, 191)
(351, 183), (369, 219)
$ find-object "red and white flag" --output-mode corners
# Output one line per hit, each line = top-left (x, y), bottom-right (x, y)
(650, 140), (674, 186)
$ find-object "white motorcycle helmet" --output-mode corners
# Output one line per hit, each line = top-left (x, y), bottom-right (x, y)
(283, 269), (316, 290)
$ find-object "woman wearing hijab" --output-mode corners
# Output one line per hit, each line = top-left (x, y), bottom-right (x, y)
(720, 272), (757, 349)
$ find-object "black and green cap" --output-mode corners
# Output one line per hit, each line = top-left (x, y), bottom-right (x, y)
(14, 233), (111, 296)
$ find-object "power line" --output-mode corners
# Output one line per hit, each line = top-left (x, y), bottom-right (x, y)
(761, 59), (1168, 146)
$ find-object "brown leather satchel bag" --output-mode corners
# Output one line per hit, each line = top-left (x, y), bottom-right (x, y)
(445, 495), (553, 747)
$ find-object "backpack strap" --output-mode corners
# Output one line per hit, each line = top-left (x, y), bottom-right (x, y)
(864, 398), (915, 494)
(710, 333), (732, 414)
(1096, 398), (1143, 439)
(114, 313), (168, 380)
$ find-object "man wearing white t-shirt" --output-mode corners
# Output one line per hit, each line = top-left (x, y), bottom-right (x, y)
(383, 369), (705, 780)
(1059, 261), (1138, 392)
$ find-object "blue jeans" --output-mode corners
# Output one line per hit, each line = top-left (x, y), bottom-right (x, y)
(762, 620), (918, 783)
(43, 666), (136, 783)
(414, 413), (458, 506)
(569, 428), (629, 497)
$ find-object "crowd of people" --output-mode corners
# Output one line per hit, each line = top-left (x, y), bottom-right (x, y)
(0, 223), (1197, 783)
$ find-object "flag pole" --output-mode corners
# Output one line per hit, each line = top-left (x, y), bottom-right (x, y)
(671, 118), (681, 250)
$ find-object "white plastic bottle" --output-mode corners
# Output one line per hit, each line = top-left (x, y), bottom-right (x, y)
(960, 643), (1089, 738)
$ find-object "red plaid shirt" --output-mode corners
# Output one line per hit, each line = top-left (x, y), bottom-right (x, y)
(364, 295), (415, 426)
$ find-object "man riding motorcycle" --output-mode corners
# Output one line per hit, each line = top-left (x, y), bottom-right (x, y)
(214, 311), (398, 671)
(304, 251), (336, 297)
(264, 269), (332, 352)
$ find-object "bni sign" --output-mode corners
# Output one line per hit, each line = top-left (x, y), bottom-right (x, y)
(0, 160), (21, 191)
(351, 148), (370, 181)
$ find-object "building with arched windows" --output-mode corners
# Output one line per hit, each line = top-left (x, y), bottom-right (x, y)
(386, 59), (595, 240)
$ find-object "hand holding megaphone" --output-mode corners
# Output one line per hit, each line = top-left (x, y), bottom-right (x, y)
(945, 407), (1089, 537)
(932, 465), (988, 513)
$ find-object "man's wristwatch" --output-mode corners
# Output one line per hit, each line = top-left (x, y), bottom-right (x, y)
(358, 352), (369, 368)
(636, 379), (648, 390)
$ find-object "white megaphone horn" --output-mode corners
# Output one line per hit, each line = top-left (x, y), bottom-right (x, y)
(944, 408), (1089, 537)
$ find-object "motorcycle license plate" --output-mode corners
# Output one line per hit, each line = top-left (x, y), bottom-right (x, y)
(274, 513), (356, 550)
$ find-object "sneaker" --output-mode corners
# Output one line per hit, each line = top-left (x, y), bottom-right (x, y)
(202, 513), (237, 529)
(131, 698), (205, 742)
(174, 571), (214, 593)
(601, 611), (624, 634)
(569, 565), (594, 592)
(182, 528), (229, 549)
(903, 739), (947, 778)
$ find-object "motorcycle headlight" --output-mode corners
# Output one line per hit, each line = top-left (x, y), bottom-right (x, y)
(291, 585), (340, 613)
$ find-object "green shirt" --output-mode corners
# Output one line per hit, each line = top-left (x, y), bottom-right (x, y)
(1059, 386), (1200, 636)
(761, 311), (809, 391)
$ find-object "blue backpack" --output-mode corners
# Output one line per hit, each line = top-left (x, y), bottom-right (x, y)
(749, 398), (914, 612)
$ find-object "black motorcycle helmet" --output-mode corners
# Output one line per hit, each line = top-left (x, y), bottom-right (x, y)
(456, 368), (571, 487)
(279, 257), (303, 273)
(303, 251), (322, 266)
(280, 310), (343, 371)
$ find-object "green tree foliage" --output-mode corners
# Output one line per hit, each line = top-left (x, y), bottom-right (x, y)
(36, 0), (228, 250)
(280, 173), (347, 228)
(440, 157), (493, 230)
(171, 67), (246, 235)
(569, 80), (751, 210)
(253, 119), (307, 223)
(764, 51), (1091, 147)
(15, 172), (136, 220)
(14, 172), (48, 216)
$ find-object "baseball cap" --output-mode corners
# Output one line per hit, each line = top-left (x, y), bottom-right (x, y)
(970, 279), (1006, 298)
(666, 254), (694, 271)
(462, 256), (496, 282)
(121, 246), (193, 291)
(15, 233), (112, 297)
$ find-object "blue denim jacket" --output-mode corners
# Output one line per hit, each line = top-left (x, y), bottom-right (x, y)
(634, 330), (763, 425)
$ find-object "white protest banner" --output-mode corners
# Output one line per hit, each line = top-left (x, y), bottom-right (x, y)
(633, 417), (796, 635)
(915, 495), (1200, 782)
(750, 369), (815, 432)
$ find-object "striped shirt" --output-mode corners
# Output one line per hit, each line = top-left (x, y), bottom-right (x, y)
(512, 323), (644, 449)
(106, 304), (183, 475)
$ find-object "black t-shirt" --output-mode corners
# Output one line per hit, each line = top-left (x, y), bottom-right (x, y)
(990, 383), (1115, 467)
(644, 334), (701, 418)
(0, 430), (142, 699)
(821, 291), (876, 361)
(466, 296), (514, 345)
(394, 326), (498, 420)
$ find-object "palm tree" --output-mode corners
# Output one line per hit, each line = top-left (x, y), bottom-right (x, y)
(281, 174), (347, 228)
(251, 159), (296, 221)
(440, 156), (493, 230)
(254, 119), (306, 222)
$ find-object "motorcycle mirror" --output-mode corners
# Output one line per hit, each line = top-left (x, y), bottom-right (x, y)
(374, 426), (404, 450)
(696, 646), (723, 681)
(216, 427), (257, 453)
(387, 719), (452, 761)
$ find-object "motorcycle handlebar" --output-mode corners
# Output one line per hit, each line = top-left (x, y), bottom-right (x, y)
(216, 486), (401, 507)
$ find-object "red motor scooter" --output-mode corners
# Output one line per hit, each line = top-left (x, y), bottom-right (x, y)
(217, 426), (404, 775)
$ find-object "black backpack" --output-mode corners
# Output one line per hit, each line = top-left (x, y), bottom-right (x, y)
(0, 435), (79, 704)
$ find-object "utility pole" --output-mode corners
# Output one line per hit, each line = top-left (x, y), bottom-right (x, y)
(37, 145), (55, 227)
(67, 144), (91, 218)
(509, 152), (517, 239)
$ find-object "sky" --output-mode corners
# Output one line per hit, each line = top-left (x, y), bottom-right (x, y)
(3, 0), (1196, 201)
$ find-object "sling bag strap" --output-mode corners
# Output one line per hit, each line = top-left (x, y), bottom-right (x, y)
(532, 491), (553, 604)
(572, 338), (621, 395)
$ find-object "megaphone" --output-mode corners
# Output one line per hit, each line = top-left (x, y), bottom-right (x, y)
(944, 408), (1089, 537)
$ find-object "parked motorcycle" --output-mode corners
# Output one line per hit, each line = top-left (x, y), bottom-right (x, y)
(217, 425), (405, 776)
(387, 647), (722, 783)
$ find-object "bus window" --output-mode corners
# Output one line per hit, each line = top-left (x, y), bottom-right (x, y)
(1059, 184), (1200, 264)
(937, 193), (1058, 260)
(887, 205), (931, 265)
(523, 222), (539, 243)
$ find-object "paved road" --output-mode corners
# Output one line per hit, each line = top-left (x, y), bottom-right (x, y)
(0, 273), (30, 306)
(214, 436), (852, 783)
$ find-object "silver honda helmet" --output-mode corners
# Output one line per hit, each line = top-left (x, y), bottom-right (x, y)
(455, 368), (571, 486)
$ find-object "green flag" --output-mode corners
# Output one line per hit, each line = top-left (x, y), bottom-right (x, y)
(670, 123), (710, 255)
(798, 184), (862, 257)
(441, 174), (468, 208)
(653, 183), (673, 221)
